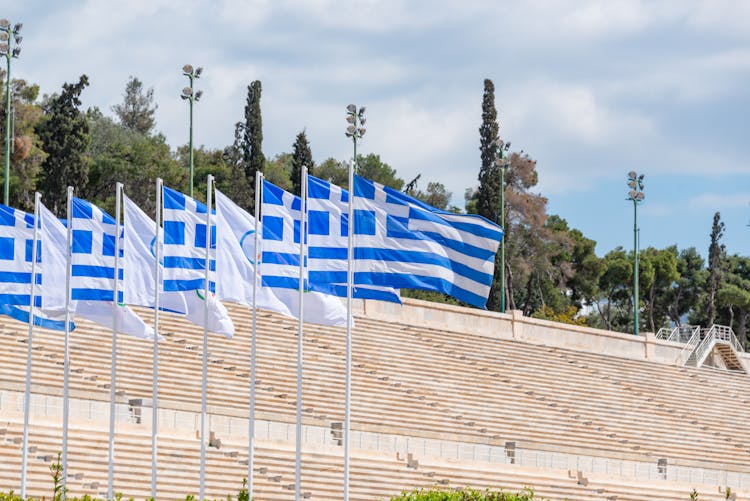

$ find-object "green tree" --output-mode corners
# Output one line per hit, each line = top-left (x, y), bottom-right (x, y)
(36, 75), (91, 215)
(112, 76), (157, 135)
(594, 248), (633, 331)
(476, 78), (503, 311)
(243, 80), (264, 209)
(264, 153), (293, 191)
(315, 157), (349, 188)
(83, 109), (184, 215)
(705, 212), (726, 325)
(640, 246), (679, 333)
(414, 181), (452, 211)
(0, 74), (46, 211)
(179, 145), (251, 209)
(356, 153), (403, 190)
(717, 255), (750, 346)
(666, 247), (706, 326)
(290, 130), (313, 196)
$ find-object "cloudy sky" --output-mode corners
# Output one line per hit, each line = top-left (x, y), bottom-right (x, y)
(8, 0), (750, 257)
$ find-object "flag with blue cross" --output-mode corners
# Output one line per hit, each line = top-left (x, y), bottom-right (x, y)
(161, 185), (216, 293)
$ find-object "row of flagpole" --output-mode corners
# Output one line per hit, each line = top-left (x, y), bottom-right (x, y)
(16, 158), (359, 501)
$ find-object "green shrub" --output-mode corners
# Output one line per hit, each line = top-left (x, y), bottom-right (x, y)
(389, 487), (538, 501)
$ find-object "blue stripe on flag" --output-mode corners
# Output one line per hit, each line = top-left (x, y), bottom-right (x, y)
(355, 271), (486, 308)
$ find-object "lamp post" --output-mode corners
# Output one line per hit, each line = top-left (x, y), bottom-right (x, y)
(626, 171), (645, 336)
(180, 65), (202, 198)
(345, 104), (366, 175)
(342, 103), (365, 501)
(495, 140), (510, 313)
(1, 19), (22, 206)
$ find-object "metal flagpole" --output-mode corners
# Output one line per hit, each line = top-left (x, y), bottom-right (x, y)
(248, 172), (263, 497)
(295, 167), (307, 501)
(200, 175), (214, 501)
(152, 178), (162, 500)
(107, 183), (123, 500)
(21, 192), (41, 500)
(62, 186), (74, 498)
(344, 158), (355, 501)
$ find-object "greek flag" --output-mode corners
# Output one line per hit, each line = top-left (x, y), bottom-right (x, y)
(70, 197), (122, 302)
(262, 179), (400, 303)
(0, 203), (38, 306)
(0, 203), (69, 331)
(351, 175), (502, 308)
(162, 186), (215, 293)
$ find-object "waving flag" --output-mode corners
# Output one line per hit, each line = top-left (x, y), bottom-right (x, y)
(351, 175), (503, 308)
(306, 175), (400, 303)
(123, 193), (233, 337)
(70, 198), (122, 302)
(216, 188), (347, 326)
(162, 186), (215, 293)
(0, 204), (38, 306)
(262, 178), (400, 303)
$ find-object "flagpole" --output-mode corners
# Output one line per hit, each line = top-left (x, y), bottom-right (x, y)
(152, 178), (162, 500)
(107, 183), (123, 500)
(21, 192), (41, 500)
(295, 166), (307, 501)
(200, 175), (214, 501)
(344, 159), (354, 501)
(248, 172), (263, 498)
(62, 186), (74, 498)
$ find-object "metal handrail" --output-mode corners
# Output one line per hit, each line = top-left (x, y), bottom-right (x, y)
(692, 329), (716, 367)
(678, 327), (703, 365)
(656, 327), (672, 340)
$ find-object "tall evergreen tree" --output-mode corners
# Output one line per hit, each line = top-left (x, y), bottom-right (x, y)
(243, 80), (264, 208)
(112, 76), (157, 135)
(476, 78), (503, 311)
(36, 75), (91, 215)
(706, 211), (726, 325)
(290, 130), (313, 196)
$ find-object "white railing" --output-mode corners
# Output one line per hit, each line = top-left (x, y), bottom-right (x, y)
(692, 329), (716, 367)
(657, 325), (700, 344)
(690, 325), (744, 368)
(678, 327), (703, 365)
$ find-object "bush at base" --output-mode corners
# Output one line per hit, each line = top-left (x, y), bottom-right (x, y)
(389, 488), (538, 500)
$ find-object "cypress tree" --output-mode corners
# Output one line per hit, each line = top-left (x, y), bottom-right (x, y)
(476, 78), (504, 311)
(706, 211), (726, 325)
(290, 130), (314, 196)
(36, 75), (91, 215)
(243, 80), (264, 209)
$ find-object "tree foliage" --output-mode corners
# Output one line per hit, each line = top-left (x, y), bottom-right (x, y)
(290, 130), (313, 196)
(112, 76), (157, 135)
(243, 80), (264, 209)
(36, 75), (91, 215)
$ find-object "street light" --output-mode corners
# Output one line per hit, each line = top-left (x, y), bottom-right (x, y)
(626, 171), (645, 336)
(495, 140), (510, 313)
(1, 18), (22, 206)
(181, 64), (202, 197)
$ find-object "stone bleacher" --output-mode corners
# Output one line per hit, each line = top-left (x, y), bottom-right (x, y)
(0, 297), (748, 500)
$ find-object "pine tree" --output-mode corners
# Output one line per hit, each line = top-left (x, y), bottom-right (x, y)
(243, 80), (264, 209)
(112, 76), (157, 135)
(36, 75), (91, 215)
(290, 130), (314, 196)
(476, 78), (504, 311)
(706, 211), (726, 325)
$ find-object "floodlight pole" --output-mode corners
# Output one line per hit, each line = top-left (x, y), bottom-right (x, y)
(626, 172), (645, 336)
(497, 147), (507, 313)
(344, 103), (365, 501)
(1, 19), (22, 206)
(181, 65), (201, 197)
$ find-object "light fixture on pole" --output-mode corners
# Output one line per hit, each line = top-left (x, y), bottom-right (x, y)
(181, 64), (202, 198)
(342, 103), (365, 501)
(626, 171), (645, 336)
(495, 139), (510, 313)
(0, 18), (22, 206)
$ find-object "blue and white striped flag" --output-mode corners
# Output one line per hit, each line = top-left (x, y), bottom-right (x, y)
(262, 179), (400, 304)
(70, 197), (122, 302)
(162, 186), (215, 293)
(0, 203), (70, 331)
(0, 203), (38, 306)
(306, 175), (400, 303)
(351, 175), (503, 308)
